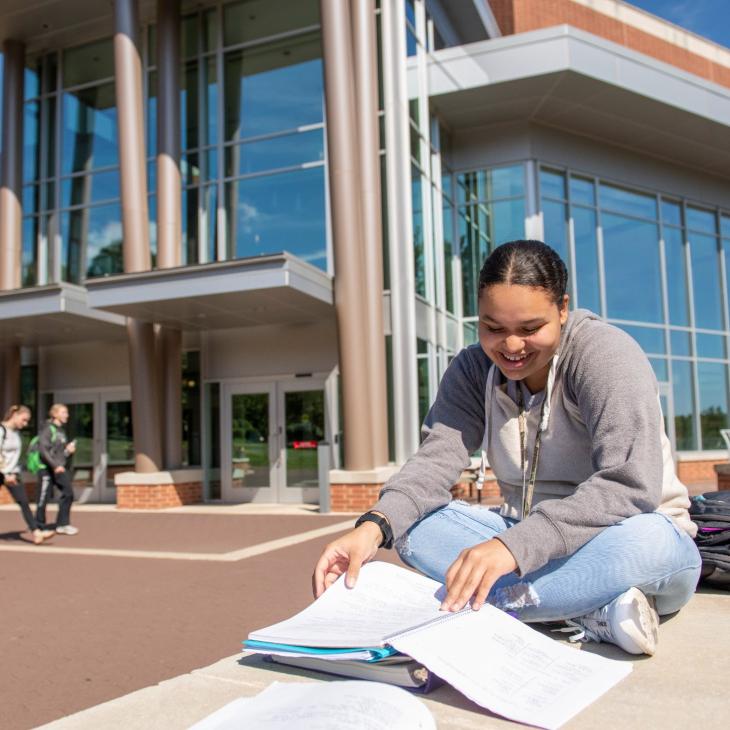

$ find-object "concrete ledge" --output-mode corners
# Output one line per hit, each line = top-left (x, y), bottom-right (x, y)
(114, 469), (203, 486)
(328, 465), (399, 484)
(36, 591), (730, 730)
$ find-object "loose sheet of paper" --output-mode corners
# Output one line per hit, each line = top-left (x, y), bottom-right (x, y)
(390, 606), (632, 730)
(188, 681), (436, 730)
(248, 562), (444, 648)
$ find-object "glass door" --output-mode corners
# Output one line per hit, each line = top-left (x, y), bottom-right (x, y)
(278, 381), (326, 504)
(101, 391), (133, 503)
(221, 382), (277, 502)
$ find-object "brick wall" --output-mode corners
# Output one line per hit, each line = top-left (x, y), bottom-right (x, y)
(677, 459), (728, 487)
(489, 0), (730, 90)
(116, 482), (202, 509)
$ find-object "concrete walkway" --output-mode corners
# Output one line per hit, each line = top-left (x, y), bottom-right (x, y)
(38, 590), (730, 730)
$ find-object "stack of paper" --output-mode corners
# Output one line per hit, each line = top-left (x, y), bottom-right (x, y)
(245, 561), (634, 729)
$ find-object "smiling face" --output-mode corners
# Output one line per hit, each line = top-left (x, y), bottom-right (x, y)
(478, 283), (569, 393)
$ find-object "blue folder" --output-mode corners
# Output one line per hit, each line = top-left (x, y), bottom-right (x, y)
(243, 640), (398, 662)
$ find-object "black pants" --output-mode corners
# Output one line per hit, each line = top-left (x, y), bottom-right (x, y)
(4, 477), (39, 532)
(35, 468), (74, 529)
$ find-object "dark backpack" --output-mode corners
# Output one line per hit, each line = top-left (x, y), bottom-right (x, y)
(690, 490), (730, 589)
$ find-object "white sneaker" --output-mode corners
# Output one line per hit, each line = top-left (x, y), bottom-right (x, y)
(55, 525), (79, 536)
(559, 587), (659, 656)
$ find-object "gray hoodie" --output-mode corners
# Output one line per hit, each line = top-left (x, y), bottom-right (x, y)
(372, 309), (695, 576)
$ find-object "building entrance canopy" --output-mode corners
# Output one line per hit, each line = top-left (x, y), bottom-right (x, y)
(423, 25), (730, 178)
(0, 283), (126, 347)
(85, 253), (334, 331)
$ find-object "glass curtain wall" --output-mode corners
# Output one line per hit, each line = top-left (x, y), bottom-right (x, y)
(456, 164), (526, 344)
(541, 166), (730, 451)
(19, 0), (327, 288)
(22, 39), (122, 285)
(405, 0), (459, 415)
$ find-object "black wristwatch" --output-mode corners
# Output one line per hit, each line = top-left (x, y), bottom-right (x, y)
(355, 512), (394, 550)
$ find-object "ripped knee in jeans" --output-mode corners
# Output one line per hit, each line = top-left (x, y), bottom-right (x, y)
(490, 582), (541, 613)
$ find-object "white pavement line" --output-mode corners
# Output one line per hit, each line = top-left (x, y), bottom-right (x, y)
(0, 520), (354, 563)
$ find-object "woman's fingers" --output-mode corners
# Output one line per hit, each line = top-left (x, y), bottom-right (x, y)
(471, 574), (495, 611)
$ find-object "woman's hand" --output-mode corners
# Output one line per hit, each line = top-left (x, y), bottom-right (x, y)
(441, 538), (518, 612)
(312, 522), (383, 598)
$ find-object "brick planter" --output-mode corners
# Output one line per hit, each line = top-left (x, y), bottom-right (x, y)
(714, 464), (730, 491)
(115, 469), (204, 509)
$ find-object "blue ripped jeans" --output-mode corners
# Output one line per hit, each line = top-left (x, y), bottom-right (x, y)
(397, 502), (702, 621)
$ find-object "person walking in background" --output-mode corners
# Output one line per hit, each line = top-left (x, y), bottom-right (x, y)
(35, 403), (78, 536)
(1, 405), (55, 545)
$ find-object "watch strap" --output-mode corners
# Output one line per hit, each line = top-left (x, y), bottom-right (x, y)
(355, 512), (394, 550)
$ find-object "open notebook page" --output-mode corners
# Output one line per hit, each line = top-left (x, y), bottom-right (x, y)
(188, 681), (436, 730)
(390, 605), (632, 730)
(248, 562), (444, 648)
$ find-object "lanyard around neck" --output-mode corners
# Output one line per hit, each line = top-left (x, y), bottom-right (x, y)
(516, 385), (547, 519)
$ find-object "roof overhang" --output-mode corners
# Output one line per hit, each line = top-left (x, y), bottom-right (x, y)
(85, 253), (335, 331)
(422, 25), (730, 178)
(0, 283), (126, 347)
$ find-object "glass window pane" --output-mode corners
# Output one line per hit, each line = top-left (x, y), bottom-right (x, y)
(599, 183), (657, 220)
(463, 321), (478, 346)
(490, 165), (524, 199)
(721, 215), (730, 239)
(661, 199), (682, 227)
(491, 198), (525, 246)
(540, 169), (565, 200)
(285, 390), (325, 488)
(224, 129), (324, 177)
(181, 15), (198, 60)
(670, 329), (691, 356)
(22, 217), (38, 287)
(61, 202), (123, 282)
(614, 324), (665, 354)
(106, 401), (134, 464)
(223, 0), (319, 46)
(147, 71), (158, 157)
(203, 9), (217, 53)
(181, 59), (199, 150)
(458, 207), (488, 317)
(205, 57), (218, 147)
(569, 176), (595, 206)
(649, 357), (668, 382)
(225, 167), (326, 268)
(696, 333), (726, 359)
(573, 205), (600, 314)
(24, 63), (40, 100)
(457, 165), (524, 204)
(223, 33), (323, 141)
(61, 170), (120, 208)
(672, 359), (696, 450)
(63, 38), (114, 87)
(443, 202), (454, 314)
(204, 184), (218, 262)
(689, 233), (723, 330)
(698, 362), (729, 449)
(204, 382), (221, 499)
(23, 184), (39, 216)
(602, 213), (662, 323)
(23, 101), (40, 182)
(412, 169), (426, 297)
(686, 206), (717, 234)
(62, 83), (118, 173)
(183, 186), (199, 265)
(230, 392), (269, 488)
(406, 26), (418, 57)
(542, 199), (569, 267)
(664, 226), (690, 326)
(417, 355), (430, 425)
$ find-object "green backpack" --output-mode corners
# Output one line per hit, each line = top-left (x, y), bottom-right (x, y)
(26, 424), (57, 474)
